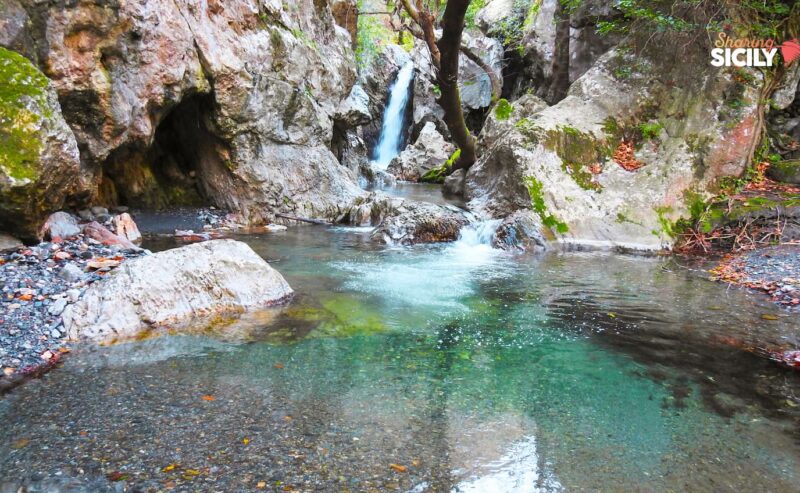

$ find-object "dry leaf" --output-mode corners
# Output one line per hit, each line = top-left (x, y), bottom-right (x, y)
(242, 438), (250, 445)
(389, 463), (407, 473)
(12, 438), (29, 449)
(201, 395), (215, 401)
(274, 363), (285, 369)
(257, 481), (267, 489)
(162, 464), (177, 472)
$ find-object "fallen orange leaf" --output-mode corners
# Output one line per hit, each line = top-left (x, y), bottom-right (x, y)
(389, 463), (407, 473)
(274, 363), (285, 369)
(201, 395), (215, 401)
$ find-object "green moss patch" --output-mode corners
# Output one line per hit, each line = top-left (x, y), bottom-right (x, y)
(524, 176), (568, 234)
(544, 126), (606, 191)
(421, 148), (460, 183)
(494, 98), (513, 120)
(0, 47), (52, 182)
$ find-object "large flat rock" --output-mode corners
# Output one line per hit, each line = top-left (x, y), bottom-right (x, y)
(63, 240), (293, 343)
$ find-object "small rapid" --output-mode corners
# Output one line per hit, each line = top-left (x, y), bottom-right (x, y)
(373, 62), (415, 168)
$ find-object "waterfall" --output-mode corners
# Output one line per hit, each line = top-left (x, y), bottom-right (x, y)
(373, 62), (415, 169)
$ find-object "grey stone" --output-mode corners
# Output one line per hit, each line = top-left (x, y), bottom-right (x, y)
(59, 264), (85, 283)
(63, 240), (294, 343)
(40, 212), (81, 241)
(0, 233), (23, 253)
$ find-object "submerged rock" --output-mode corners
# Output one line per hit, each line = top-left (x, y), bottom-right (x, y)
(387, 122), (455, 181)
(62, 240), (294, 343)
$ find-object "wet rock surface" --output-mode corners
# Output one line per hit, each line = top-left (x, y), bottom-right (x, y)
(386, 122), (454, 182)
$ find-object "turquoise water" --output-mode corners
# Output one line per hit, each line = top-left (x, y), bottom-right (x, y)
(1, 225), (799, 492)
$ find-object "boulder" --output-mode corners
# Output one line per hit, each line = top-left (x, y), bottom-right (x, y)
(39, 212), (81, 242)
(62, 240), (294, 343)
(466, 45), (762, 250)
(492, 211), (547, 251)
(386, 122), (455, 181)
(0, 47), (93, 240)
(112, 213), (142, 243)
(443, 169), (466, 198)
(82, 221), (137, 249)
(0, 233), (23, 253)
(334, 84), (372, 127)
(375, 201), (469, 245)
(344, 193), (469, 245)
(767, 160), (800, 185)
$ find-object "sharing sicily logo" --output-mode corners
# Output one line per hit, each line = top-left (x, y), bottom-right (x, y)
(711, 32), (800, 67)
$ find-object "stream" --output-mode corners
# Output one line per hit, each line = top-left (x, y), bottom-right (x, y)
(1, 204), (799, 491)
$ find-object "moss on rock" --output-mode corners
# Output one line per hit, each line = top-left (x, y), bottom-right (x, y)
(0, 47), (51, 183)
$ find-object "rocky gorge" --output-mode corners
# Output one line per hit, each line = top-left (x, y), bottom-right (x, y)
(1, 0), (800, 490)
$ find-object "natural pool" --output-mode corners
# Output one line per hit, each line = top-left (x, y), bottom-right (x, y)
(1, 225), (799, 492)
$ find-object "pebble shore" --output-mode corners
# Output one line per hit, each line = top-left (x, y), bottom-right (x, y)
(0, 237), (145, 391)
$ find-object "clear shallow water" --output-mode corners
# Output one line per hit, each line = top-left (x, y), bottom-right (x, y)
(1, 226), (799, 492)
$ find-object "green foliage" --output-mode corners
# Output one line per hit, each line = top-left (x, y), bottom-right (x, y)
(0, 47), (51, 182)
(596, 0), (794, 44)
(486, 0), (535, 49)
(525, 176), (569, 234)
(465, 0), (487, 29)
(421, 149), (461, 183)
(356, 3), (394, 69)
(494, 98), (513, 120)
(637, 121), (664, 140)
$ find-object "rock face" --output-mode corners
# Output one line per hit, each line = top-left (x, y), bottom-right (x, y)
(0, 47), (93, 240)
(459, 34), (504, 111)
(467, 45), (762, 250)
(4, 0), (363, 224)
(62, 240), (293, 343)
(387, 122), (454, 181)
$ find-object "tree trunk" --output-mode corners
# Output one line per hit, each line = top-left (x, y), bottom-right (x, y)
(546, 0), (570, 104)
(436, 0), (476, 172)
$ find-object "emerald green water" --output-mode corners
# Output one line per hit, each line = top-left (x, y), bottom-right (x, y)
(1, 226), (799, 492)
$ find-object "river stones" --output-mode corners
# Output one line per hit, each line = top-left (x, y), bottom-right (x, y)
(62, 240), (294, 343)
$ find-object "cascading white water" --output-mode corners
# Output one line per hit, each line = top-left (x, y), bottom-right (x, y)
(373, 62), (415, 169)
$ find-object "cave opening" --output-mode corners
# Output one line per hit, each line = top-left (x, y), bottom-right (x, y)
(101, 93), (229, 210)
